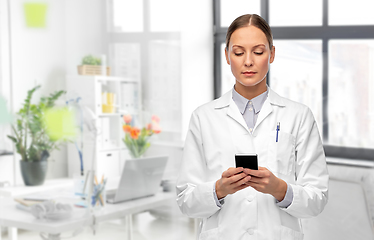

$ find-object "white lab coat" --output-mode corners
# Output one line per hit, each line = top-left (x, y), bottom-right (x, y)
(176, 87), (329, 240)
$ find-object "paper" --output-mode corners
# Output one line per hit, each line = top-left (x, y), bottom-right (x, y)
(44, 107), (77, 141)
(24, 3), (48, 28)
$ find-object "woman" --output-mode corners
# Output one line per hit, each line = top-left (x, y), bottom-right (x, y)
(176, 14), (328, 240)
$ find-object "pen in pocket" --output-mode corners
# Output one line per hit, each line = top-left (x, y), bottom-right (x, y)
(276, 122), (280, 142)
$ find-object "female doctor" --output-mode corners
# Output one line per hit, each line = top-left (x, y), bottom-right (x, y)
(176, 14), (329, 240)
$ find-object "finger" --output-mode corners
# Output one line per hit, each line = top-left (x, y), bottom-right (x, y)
(231, 175), (251, 188)
(224, 172), (248, 186)
(228, 175), (253, 193)
(222, 167), (243, 178)
(245, 182), (263, 192)
(233, 183), (251, 192)
(244, 168), (268, 178)
(246, 176), (261, 184)
(243, 168), (258, 176)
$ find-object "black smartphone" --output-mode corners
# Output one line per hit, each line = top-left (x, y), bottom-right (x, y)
(235, 154), (258, 170)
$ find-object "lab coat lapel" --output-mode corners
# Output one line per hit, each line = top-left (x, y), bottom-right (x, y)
(254, 99), (273, 131)
(215, 90), (249, 133)
(254, 87), (286, 131)
(227, 99), (248, 133)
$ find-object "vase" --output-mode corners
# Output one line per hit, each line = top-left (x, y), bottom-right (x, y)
(20, 152), (49, 186)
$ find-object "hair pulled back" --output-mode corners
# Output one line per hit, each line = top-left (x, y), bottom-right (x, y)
(225, 14), (273, 50)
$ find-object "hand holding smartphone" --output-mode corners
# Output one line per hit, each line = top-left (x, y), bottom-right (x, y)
(235, 154), (258, 170)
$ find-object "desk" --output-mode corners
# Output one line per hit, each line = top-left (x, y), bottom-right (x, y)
(0, 190), (175, 240)
(0, 178), (74, 198)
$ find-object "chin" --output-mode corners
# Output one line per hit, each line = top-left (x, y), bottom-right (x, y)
(237, 78), (266, 88)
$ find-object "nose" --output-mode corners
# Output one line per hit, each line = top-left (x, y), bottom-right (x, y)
(244, 53), (253, 67)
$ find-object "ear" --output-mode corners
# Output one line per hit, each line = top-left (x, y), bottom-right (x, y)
(269, 46), (275, 63)
(225, 47), (230, 65)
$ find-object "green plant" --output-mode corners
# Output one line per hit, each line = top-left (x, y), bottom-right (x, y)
(81, 55), (101, 65)
(7, 85), (66, 162)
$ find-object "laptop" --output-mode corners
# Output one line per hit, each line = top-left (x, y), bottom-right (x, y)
(106, 156), (168, 204)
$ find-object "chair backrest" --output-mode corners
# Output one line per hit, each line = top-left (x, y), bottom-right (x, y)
(302, 162), (374, 240)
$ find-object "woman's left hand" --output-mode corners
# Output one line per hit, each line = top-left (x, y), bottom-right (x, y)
(243, 167), (287, 202)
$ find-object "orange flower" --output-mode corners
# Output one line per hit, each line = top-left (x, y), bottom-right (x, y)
(123, 115), (132, 124)
(146, 123), (152, 131)
(130, 127), (140, 139)
(123, 124), (132, 133)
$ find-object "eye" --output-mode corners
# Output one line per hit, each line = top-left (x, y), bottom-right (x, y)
(234, 52), (244, 56)
(254, 52), (263, 55)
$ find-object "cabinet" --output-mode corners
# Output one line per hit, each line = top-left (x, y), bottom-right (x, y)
(66, 75), (141, 179)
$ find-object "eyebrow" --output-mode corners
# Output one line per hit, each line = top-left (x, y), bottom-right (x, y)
(232, 44), (266, 49)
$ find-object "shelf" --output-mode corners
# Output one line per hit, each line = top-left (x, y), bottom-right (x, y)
(66, 74), (142, 178)
(98, 112), (139, 118)
(98, 113), (122, 117)
(98, 77), (137, 83)
(67, 75), (137, 83)
(0, 151), (13, 156)
(98, 147), (127, 152)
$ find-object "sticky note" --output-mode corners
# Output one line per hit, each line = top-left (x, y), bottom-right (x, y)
(24, 3), (48, 28)
(44, 107), (77, 141)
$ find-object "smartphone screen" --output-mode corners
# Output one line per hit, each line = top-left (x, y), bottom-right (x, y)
(235, 154), (258, 170)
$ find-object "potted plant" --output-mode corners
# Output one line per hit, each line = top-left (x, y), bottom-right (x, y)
(7, 85), (66, 186)
(77, 54), (111, 76)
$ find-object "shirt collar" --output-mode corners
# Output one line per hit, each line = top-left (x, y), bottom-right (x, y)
(214, 85), (285, 109)
(232, 86), (268, 114)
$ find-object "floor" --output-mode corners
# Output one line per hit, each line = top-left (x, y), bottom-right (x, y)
(1, 211), (196, 240)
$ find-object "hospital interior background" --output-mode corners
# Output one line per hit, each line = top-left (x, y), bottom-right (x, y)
(0, 0), (374, 239)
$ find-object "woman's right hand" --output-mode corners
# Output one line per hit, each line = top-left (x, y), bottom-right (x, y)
(215, 167), (252, 199)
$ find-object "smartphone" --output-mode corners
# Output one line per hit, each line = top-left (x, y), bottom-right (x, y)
(235, 154), (258, 170)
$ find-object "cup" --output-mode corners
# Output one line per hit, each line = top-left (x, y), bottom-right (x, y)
(102, 92), (116, 113)
(91, 182), (106, 209)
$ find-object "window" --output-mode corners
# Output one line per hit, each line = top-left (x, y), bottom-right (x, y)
(214, 0), (374, 160)
(107, 0), (182, 139)
(270, 40), (323, 136)
(111, 0), (143, 32)
(328, 40), (374, 149)
(269, 0), (323, 26)
(329, 0), (374, 26)
(220, 0), (261, 27)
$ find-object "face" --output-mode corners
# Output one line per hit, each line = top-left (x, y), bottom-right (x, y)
(225, 25), (275, 91)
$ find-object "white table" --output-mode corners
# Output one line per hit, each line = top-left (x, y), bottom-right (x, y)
(0, 191), (175, 240)
(0, 178), (76, 240)
(0, 179), (74, 198)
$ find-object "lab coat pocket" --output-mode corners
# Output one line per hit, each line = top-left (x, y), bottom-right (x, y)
(267, 131), (296, 176)
(198, 228), (219, 240)
(277, 226), (304, 240)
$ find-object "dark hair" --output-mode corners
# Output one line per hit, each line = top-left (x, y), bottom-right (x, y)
(225, 14), (273, 50)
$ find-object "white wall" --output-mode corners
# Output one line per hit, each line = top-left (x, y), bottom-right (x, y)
(10, 0), (67, 182)
(5, 0), (105, 183)
(180, 0), (214, 139)
(64, 0), (105, 76)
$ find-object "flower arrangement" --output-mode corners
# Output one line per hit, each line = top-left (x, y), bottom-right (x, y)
(122, 115), (161, 158)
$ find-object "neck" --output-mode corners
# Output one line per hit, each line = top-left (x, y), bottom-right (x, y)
(234, 80), (267, 100)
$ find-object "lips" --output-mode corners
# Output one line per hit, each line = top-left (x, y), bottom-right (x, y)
(242, 71), (256, 76)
